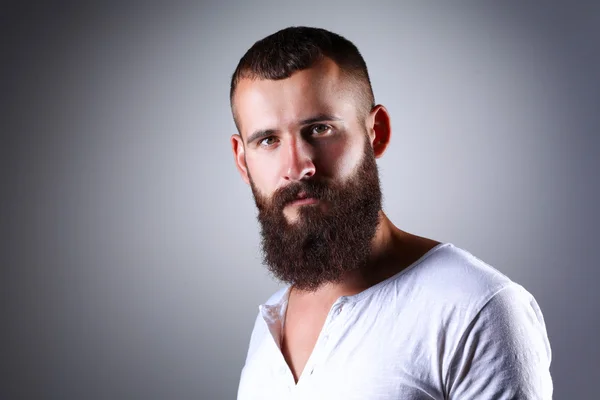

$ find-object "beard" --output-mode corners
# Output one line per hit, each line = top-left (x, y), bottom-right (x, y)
(248, 136), (383, 291)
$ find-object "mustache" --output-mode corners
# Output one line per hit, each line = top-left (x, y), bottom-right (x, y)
(270, 179), (332, 209)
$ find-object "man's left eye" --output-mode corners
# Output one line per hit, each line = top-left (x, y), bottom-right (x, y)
(311, 125), (331, 135)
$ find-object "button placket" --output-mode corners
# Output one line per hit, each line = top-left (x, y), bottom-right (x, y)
(309, 304), (342, 378)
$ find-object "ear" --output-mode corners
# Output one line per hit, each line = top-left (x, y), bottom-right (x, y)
(231, 134), (250, 185)
(366, 105), (392, 158)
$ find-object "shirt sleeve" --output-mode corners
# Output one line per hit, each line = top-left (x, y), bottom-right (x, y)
(445, 284), (553, 399)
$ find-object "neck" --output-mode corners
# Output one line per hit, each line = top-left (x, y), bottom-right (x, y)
(292, 211), (438, 302)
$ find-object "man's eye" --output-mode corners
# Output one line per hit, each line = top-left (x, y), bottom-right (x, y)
(311, 124), (331, 135)
(259, 136), (278, 147)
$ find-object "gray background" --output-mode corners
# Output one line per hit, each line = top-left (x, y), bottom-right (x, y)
(1, 2), (598, 399)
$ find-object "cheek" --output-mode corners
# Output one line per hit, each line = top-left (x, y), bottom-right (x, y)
(317, 137), (364, 180)
(246, 154), (279, 195)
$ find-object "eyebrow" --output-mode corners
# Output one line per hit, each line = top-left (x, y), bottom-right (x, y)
(246, 113), (343, 144)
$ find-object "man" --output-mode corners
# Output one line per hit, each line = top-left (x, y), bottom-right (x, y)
(229, 26), (552, 399)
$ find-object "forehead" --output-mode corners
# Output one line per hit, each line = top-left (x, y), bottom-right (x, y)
(233, 58), (359, 137)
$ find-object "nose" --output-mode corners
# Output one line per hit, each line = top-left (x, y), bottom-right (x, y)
(282, 137), (316, 182)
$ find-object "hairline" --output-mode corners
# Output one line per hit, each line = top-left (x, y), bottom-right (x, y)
(231, 58), (374, 138)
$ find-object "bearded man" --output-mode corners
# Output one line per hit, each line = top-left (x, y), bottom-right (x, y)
(229, 26), (553, 399)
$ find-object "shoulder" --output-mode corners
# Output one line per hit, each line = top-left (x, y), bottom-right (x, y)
(416, 243), (511, 285)
(399, 243), (515, 310)
(403, 242), (549, 331)
(395, 244), (552, 396)
(378, 243), (536, 344)
(445, 280), (553, 397)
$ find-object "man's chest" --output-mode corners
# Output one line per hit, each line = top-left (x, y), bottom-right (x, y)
(239, 316), (447, 400)
(280, 297), (334, 382)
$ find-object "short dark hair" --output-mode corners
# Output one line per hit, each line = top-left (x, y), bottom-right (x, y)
(230, 26), (375, 131)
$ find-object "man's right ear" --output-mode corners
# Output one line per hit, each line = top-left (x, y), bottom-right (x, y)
(231, 134), (250, 185)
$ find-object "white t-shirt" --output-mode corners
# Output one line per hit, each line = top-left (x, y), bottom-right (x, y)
(237, 243), (553, 399)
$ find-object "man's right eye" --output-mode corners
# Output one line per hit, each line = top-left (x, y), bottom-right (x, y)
(258, 137), (278, 147)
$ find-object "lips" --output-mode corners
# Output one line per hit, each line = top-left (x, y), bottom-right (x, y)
(288, 191), (319, 206)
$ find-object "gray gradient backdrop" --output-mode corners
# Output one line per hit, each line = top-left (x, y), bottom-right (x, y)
(2, 2), (599, 399)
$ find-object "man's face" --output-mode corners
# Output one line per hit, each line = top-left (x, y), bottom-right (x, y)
(231, 58), (383, 290)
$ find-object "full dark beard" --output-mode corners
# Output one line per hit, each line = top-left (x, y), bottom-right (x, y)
(248, 138), (382, 291)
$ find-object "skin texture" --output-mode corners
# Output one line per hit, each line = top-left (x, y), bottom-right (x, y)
(231, 57), (380, 219)
(231, 57), (440, 382)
